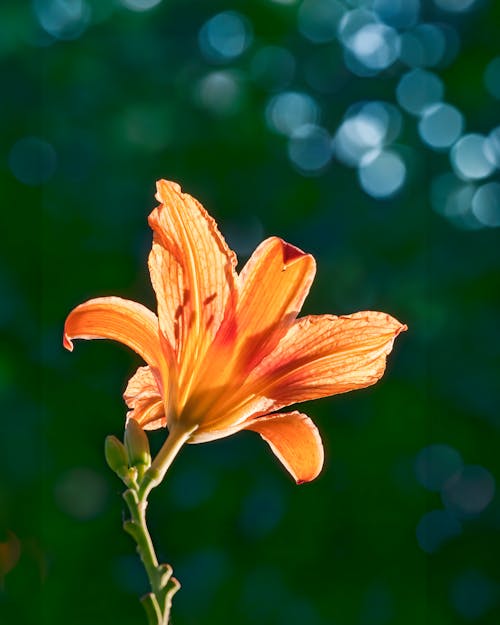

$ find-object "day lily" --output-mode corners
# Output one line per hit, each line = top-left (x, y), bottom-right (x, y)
(64, 180), (406, 484)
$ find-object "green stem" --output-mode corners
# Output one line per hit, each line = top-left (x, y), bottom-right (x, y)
(120, 424), (196, 625)
(123, 490), (160, 592)
(141, 594), (163, 625)
(139, 424), (197, 500)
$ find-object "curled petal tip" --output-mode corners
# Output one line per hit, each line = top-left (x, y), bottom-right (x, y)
(62, 297), (162, 367)
(245, 411), (324, 484)
(155, 179), (182, 202)
(63, 334), (74, 351)
(391, 319), (408, 339)
(281, 240), (308, 264)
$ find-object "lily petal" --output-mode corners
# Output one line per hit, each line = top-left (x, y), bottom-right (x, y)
(124, 366), (165, 430)
(236, 237), (316, 372)
(63, 296), (163, 369)
(190, 311), (405, 435)
(188, 237), (316, 416)
(148, 180), (237, 398)
(244, 411), (324, 483)
(251, 311), (407, 406)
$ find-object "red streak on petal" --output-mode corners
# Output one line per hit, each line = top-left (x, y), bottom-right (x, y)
(203, 293), (217, 306)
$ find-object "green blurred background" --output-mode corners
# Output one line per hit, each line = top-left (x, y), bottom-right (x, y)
(1, 0), (499, 623)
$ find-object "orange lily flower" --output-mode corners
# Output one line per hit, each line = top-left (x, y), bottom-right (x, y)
(64, 180), (406, 483)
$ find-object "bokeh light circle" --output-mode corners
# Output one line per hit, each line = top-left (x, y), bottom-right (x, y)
(437, 181), (482, 229)
(471, 182), (500, 227)
(451, 134), (496, 180)
(358, 149), (406, 198)
(430, 175), (485, 229)
(197, 71), (243, 115)
(266, 91), (320, 136)
(34, 0), (91, 40)
(9, 136), (57, 185)
(199, 11), (253, 63)
(484, 57), (500, 100)
(55, 468), (108, 520)
(338, 9), (400, 77)
(288, 124), (332, 174)
(399, 24), (447, 68)
(450, 570), (498, 621)
(333, 116), (379, 167)
(121, 0), (162, 10)
(414, 444), (463, 491)
(345, 23), (400, 71)
(298, 0), (345, 43)
(364, 101), (403, 144)
(430, 173), (476, 224)
(434, 0), (478, 12)
(373, 0), (420, 29)
(418, 103), (463, 149)
(442, 465), (495, 518)
(338, 8), (378, 45)
(332, 101), (401, 167)
(416, 509), (462, 553)
(396, 69), (444, 115)
(484, 126), (500, 168)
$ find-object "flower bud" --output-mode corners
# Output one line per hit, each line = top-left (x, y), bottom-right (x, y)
(125, 418), (151, 469)
(105, 435), (129, 479)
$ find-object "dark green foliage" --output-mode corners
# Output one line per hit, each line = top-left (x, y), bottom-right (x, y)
(0, 1), (499, 624)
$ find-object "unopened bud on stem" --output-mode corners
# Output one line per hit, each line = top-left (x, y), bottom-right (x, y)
(105, 436), (129, 479)
(125, 418), (151, 470)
